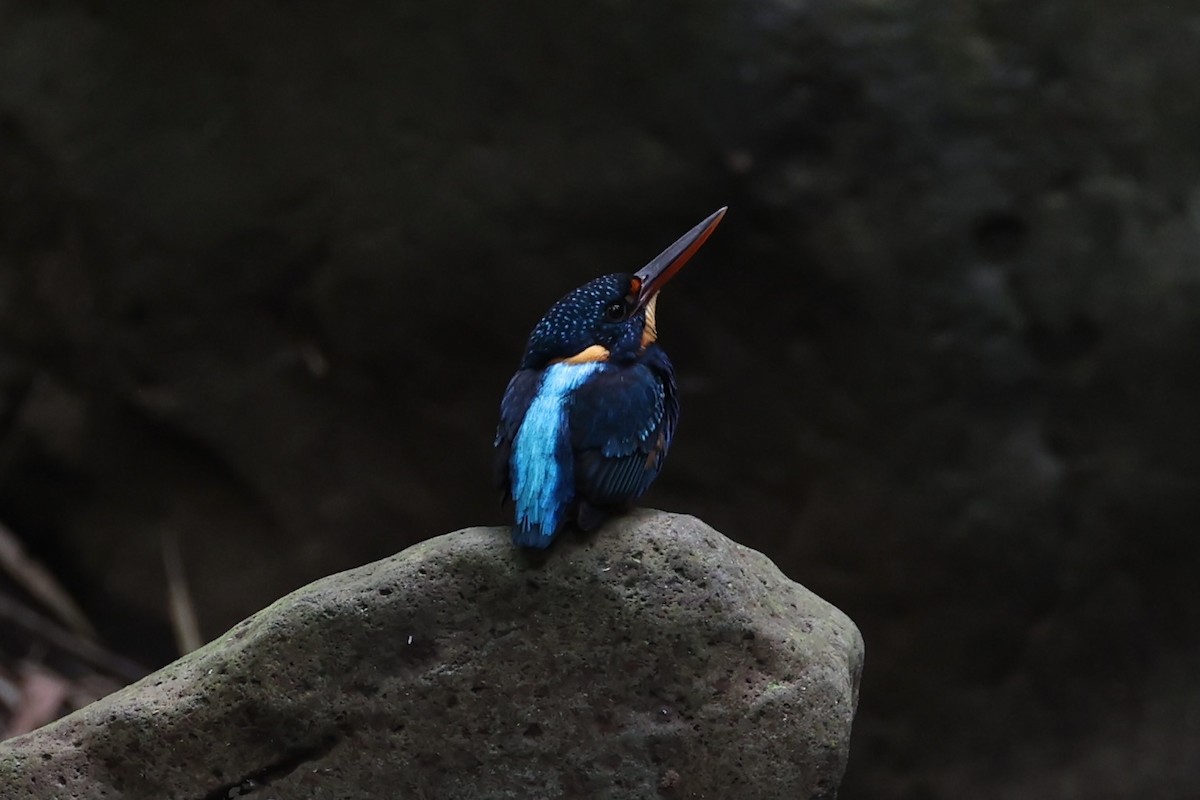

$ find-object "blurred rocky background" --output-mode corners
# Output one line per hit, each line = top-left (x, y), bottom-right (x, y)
(0, 0), (1197, 797)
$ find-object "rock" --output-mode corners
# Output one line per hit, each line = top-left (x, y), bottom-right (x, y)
(0, 511), (863, 799)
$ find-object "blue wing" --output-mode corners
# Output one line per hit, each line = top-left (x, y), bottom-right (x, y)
(568, 346), (678, 505)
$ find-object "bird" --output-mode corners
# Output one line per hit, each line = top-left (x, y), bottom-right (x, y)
(494, 207), (726, 548)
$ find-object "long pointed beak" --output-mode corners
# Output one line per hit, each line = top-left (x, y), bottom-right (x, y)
(634, 207), (727, 309)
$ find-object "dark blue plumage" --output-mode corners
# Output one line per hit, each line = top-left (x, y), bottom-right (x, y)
(495, 208), (725, 548)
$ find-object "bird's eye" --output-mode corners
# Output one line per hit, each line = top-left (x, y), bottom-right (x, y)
(604, 301), (626, 321)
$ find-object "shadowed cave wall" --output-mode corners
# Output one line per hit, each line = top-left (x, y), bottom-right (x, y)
(0, 1), (1198, 797)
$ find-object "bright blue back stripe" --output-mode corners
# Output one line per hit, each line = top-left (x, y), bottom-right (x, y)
(511, 362), (603, 541)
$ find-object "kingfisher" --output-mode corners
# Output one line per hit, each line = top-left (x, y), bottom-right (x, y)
(494, 207), (726, 548)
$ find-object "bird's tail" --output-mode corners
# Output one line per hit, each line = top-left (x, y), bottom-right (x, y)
(511, 522), (555, 549)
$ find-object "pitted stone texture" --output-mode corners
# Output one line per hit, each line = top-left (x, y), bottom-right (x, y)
(0, 511), (862, 799)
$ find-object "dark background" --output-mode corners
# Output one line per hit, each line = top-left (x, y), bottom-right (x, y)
(1, 0), (1198, 797)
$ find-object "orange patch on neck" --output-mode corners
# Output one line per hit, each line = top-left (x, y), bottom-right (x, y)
(555, 344), (610, 364)
(639, 295), (659, 351)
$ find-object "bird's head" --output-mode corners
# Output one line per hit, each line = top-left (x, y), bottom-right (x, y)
(519, 207), (726, 369)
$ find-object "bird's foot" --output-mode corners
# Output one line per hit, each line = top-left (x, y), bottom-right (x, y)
(575, 501), (610, 533)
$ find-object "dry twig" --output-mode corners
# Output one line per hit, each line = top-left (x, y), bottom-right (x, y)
(0, 520), (96, 639)
(162, 529), (203, 655)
